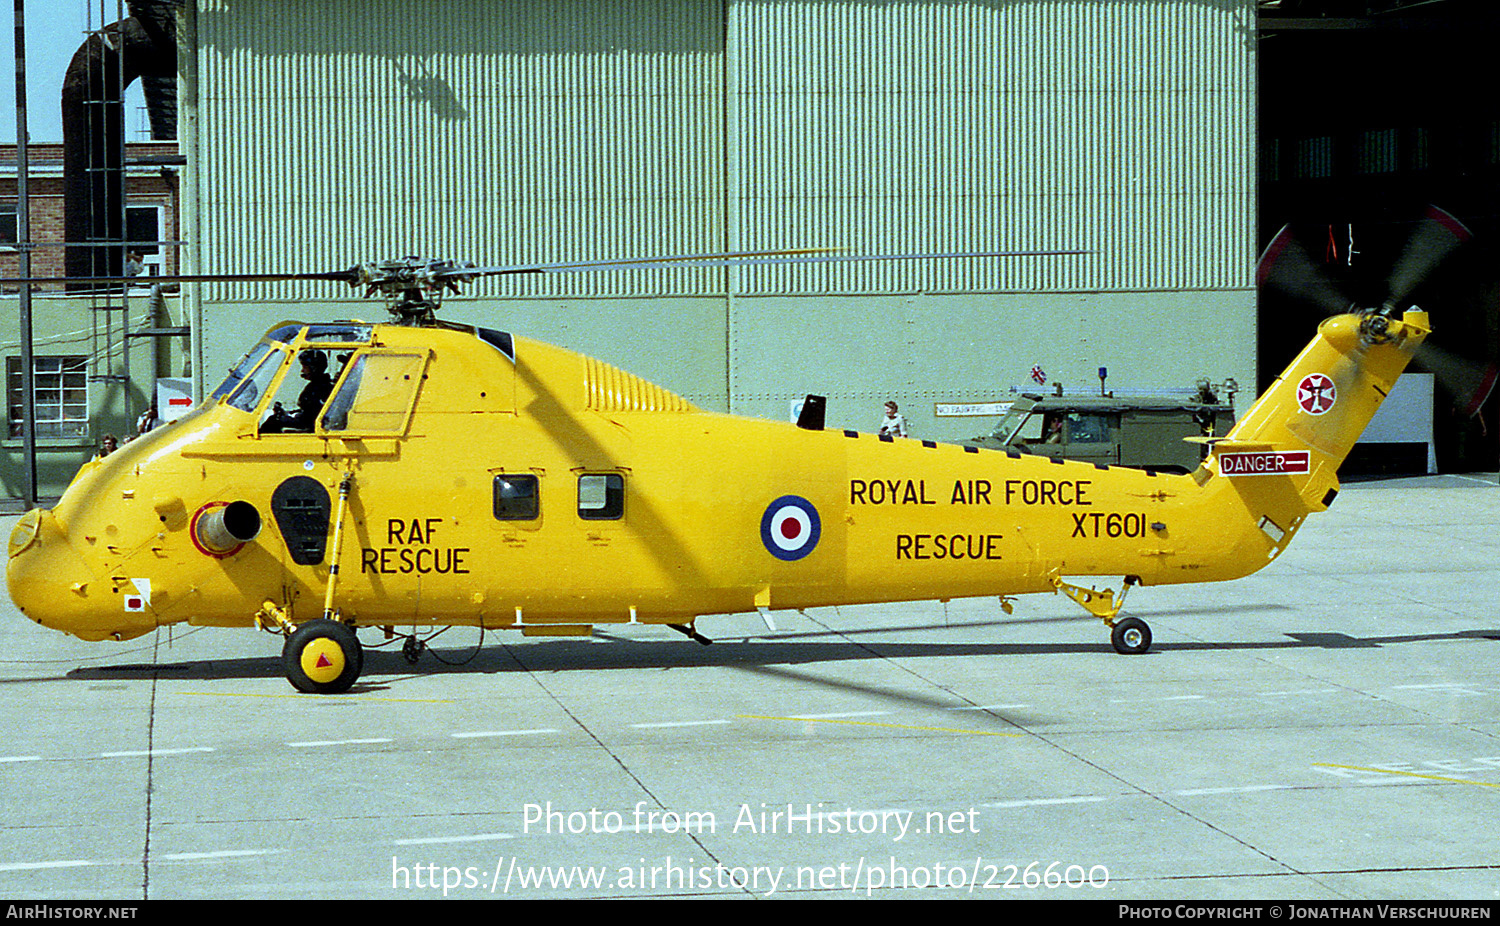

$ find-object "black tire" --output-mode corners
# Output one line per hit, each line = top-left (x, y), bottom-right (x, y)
(1110, 617), (1152, 655)
(283, 618), (363, 693)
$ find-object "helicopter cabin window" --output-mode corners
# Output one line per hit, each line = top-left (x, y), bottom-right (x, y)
(577, 474), (624, 520)
(493, 474), (539, 521)
(319, 351), (426, 435)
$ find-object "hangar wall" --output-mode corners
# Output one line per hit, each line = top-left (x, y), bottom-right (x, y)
(184, 0), (1256, 441)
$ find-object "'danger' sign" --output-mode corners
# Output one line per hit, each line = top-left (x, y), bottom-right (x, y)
(1218, 450), (1311, 476)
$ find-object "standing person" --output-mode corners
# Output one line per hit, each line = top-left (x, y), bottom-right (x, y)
(135, 399), (160, 438)
(878, 400), (908, 438)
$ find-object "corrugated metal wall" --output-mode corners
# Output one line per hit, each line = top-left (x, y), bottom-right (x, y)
(194, 0), (729, 301)
(192, 0), (1254, 299)
(728, 0), (1254, 295)
(188, 0), (1256, 431)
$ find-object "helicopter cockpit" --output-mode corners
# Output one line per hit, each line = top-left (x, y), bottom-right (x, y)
(211, 323), (385, 435)
(205, 320), (518, 443)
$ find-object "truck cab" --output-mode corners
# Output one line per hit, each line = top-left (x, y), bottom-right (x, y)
(965, 391), (1235, 473)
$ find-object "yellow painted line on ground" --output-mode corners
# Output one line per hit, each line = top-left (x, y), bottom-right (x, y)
(737, 714), (1021, 737)
(177, 691), (454, 704)
(1314, 763), (1500, 789)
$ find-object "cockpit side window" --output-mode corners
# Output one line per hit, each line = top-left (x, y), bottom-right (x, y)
(319, 351), (427, 435)
(319, 354), (363, 432)
(260, 348), (338, 434)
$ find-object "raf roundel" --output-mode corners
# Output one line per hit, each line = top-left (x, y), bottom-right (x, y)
(760, 495), (822, 561)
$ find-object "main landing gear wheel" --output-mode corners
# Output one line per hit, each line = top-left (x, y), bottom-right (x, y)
(1110, 617), (1152, 655)
(283, 618), (364, 693)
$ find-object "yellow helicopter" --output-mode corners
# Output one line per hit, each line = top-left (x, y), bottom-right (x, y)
(1, 228), (1466, 694)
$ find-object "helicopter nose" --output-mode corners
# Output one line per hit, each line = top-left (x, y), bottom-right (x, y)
(7, 508), (153, 641)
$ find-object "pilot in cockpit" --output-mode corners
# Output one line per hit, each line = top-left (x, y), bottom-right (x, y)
(261, 350), (334, 433)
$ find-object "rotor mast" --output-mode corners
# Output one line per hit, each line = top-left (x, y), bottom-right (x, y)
(344, 257), (481, 325)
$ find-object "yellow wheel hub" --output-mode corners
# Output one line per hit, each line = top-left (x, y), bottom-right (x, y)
(300, 637), (346, 684)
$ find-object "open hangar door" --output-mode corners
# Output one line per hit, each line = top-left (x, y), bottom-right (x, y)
(1258, 0), (1500, 475)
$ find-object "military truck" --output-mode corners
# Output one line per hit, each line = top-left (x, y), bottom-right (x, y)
(964, 386), (1236, 473)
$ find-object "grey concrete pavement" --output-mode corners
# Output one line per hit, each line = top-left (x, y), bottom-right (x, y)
(0, 475), (1497, 899)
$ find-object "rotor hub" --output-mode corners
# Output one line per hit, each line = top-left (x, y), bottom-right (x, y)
(345, 257), (481, 325)
(1358, 309), (1394, 346)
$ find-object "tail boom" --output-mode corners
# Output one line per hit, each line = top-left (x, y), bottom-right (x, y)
(1175, 310), (1430, 581)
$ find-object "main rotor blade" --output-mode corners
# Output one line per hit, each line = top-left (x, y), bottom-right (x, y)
(0, 270), (358, 287)
(449, 248), (1088, 277)
(0, 248), (1088, 289)
(1384, 205), (1472, 308)
(1255, 224), (1353, 316)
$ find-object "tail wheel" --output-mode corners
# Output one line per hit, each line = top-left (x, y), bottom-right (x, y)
(283, 618), (364, 693)
(1110, 617), (1152, 655)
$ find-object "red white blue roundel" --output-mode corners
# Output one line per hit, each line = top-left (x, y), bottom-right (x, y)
(761, 495), (821, 561)
(1297, 373), (1337, 416)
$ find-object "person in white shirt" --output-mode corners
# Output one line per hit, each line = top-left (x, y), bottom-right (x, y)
(878, 400), (908, 438)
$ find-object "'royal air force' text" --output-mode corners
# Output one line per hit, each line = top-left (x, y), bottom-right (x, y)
(849, 478), (1151, 560)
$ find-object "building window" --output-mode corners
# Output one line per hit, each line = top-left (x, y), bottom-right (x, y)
(494, 474), (539, 521)
(1358, 128), (1398, 175)
(126, 205), (165, 276)
(1295, 136), (1334, 180)
(0, 205), (160, 261)
(7, 356), (89, 439)
(577, 474), (624, 520)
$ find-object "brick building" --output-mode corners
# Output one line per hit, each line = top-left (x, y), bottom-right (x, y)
(0, 141), (183, 288)
(0, 141), (186, 502)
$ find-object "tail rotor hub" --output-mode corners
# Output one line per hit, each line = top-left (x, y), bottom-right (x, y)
(1358, 309), (1394, 346)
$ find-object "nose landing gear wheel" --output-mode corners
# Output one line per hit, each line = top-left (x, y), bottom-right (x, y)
(283, 618), (364, 693)
(1110, 617), (1152, 655)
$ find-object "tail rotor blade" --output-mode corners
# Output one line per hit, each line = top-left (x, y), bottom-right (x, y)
(1412, 342), (1498, 417)
(1384, 205), (1472, 308)
(1256, 224), (1353, 316)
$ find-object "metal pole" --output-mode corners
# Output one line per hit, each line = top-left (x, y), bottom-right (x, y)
(14, 0), (37, 507)
(116, 0), (130, 429)
(181, 0), (203, 401)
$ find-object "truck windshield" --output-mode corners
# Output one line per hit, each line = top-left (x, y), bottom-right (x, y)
(990, 408), (1038, 444)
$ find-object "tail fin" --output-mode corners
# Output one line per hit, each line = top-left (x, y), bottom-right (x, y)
(1207, 310), (1430, 514)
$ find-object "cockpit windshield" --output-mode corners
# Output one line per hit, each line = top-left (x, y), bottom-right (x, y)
(225, 346), (287, 412)
(989, 407), (1032, 443)
(210, 343), (273, 403)
(211, 324), (376, 407)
